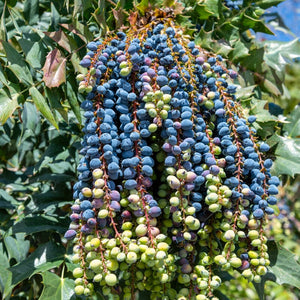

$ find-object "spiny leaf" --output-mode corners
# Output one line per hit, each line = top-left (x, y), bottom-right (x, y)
(264, 39), (300, 72)
(204, 0), (220, 18)
(42, 49), (66, 88)
(268, 240), (300, 289)
(256, 0), (285, 9)
(241, 14), (274, 34)
(283, 106), (300, 138)
(4, 233), (30, 263)
(268, 134), (300, 177)
(39, 271), (75, 300)
(136, 0), (150, 15)
(253, 272), (276, 300)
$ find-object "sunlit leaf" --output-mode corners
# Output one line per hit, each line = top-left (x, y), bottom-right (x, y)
(283, 106), (300, 138)
(4, 233), (30, 263)
(29, 86), (59, 129)
(0, 89), (19, 125)
(204, 0), (220, 18)
(268, 134), (300, 177)
(264, 39), (300, 72)
(40, 271), (75, 300)
(8, 241), (65, 286)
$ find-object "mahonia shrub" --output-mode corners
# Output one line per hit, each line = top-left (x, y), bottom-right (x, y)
(64, 9), (279, 300)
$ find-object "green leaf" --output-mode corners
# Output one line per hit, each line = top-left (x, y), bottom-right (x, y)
(283, 106), (300, 138)
(195, 28), (213, 50)
(39, 271), (75, 300)
(0, 89), (18, 125)
(256, 0), (284, 9)
(45, 87), (68, 122)
(22, 102), (40, 132)
(268, 134), (300, 177)
(70, 52), (87, 74)
(0, 244), (12, 298)
(194, 4), (214, 20)
(29, 86), (59, 130)
(136, 0), (149, 14)
(241, 14), (273, 34)
(26, 41), (47, 69)
(4, 233), (30, 263)
(1, 40), (33, 85)
(8, 241), (65, 286)
(50, 2), (61, 30)
(253, 272), (276, 300)
(214, 290), (231, 300)
(92, 1), (109, 34)
(73, 0), (82, 16)
(0, 64), (9, 87)
(0, 189), (18, 209)
(235, 85), (256, 99)
(204, 0), (220, 18)
(34, 135), (72, 171)
(250, 99), (277, 123)
(0, 1), (7, 41)
(12, 216), (69, 234)
(8, 64), (34, 85)
(66, 81), (81, 123)
(263, 78), (281, 96)
(23, 0), (39, 25)
(32, 190), (72, 213)
(229, 40), (249, 61)
(267, 240), (300, 289)
(264, 39), (300, 73)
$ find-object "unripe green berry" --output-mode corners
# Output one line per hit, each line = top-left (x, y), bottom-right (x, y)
(73, 267), (84, 278)
(74, 285), (84, 295)
(229, 257), (242, 268)
(224, 230), (235, 241)
(105, 274), (118, 286)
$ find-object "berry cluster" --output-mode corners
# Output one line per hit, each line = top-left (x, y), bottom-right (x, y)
(224, 0), (244, 10)
(65, 19), (279, 300)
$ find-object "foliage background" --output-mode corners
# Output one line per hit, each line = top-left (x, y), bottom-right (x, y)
(0, 0), (299, 299)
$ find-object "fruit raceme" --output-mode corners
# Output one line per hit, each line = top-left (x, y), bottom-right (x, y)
(65, 14), (279, 300)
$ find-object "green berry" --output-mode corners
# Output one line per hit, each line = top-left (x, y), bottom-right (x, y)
(105, 273), (118, 286)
